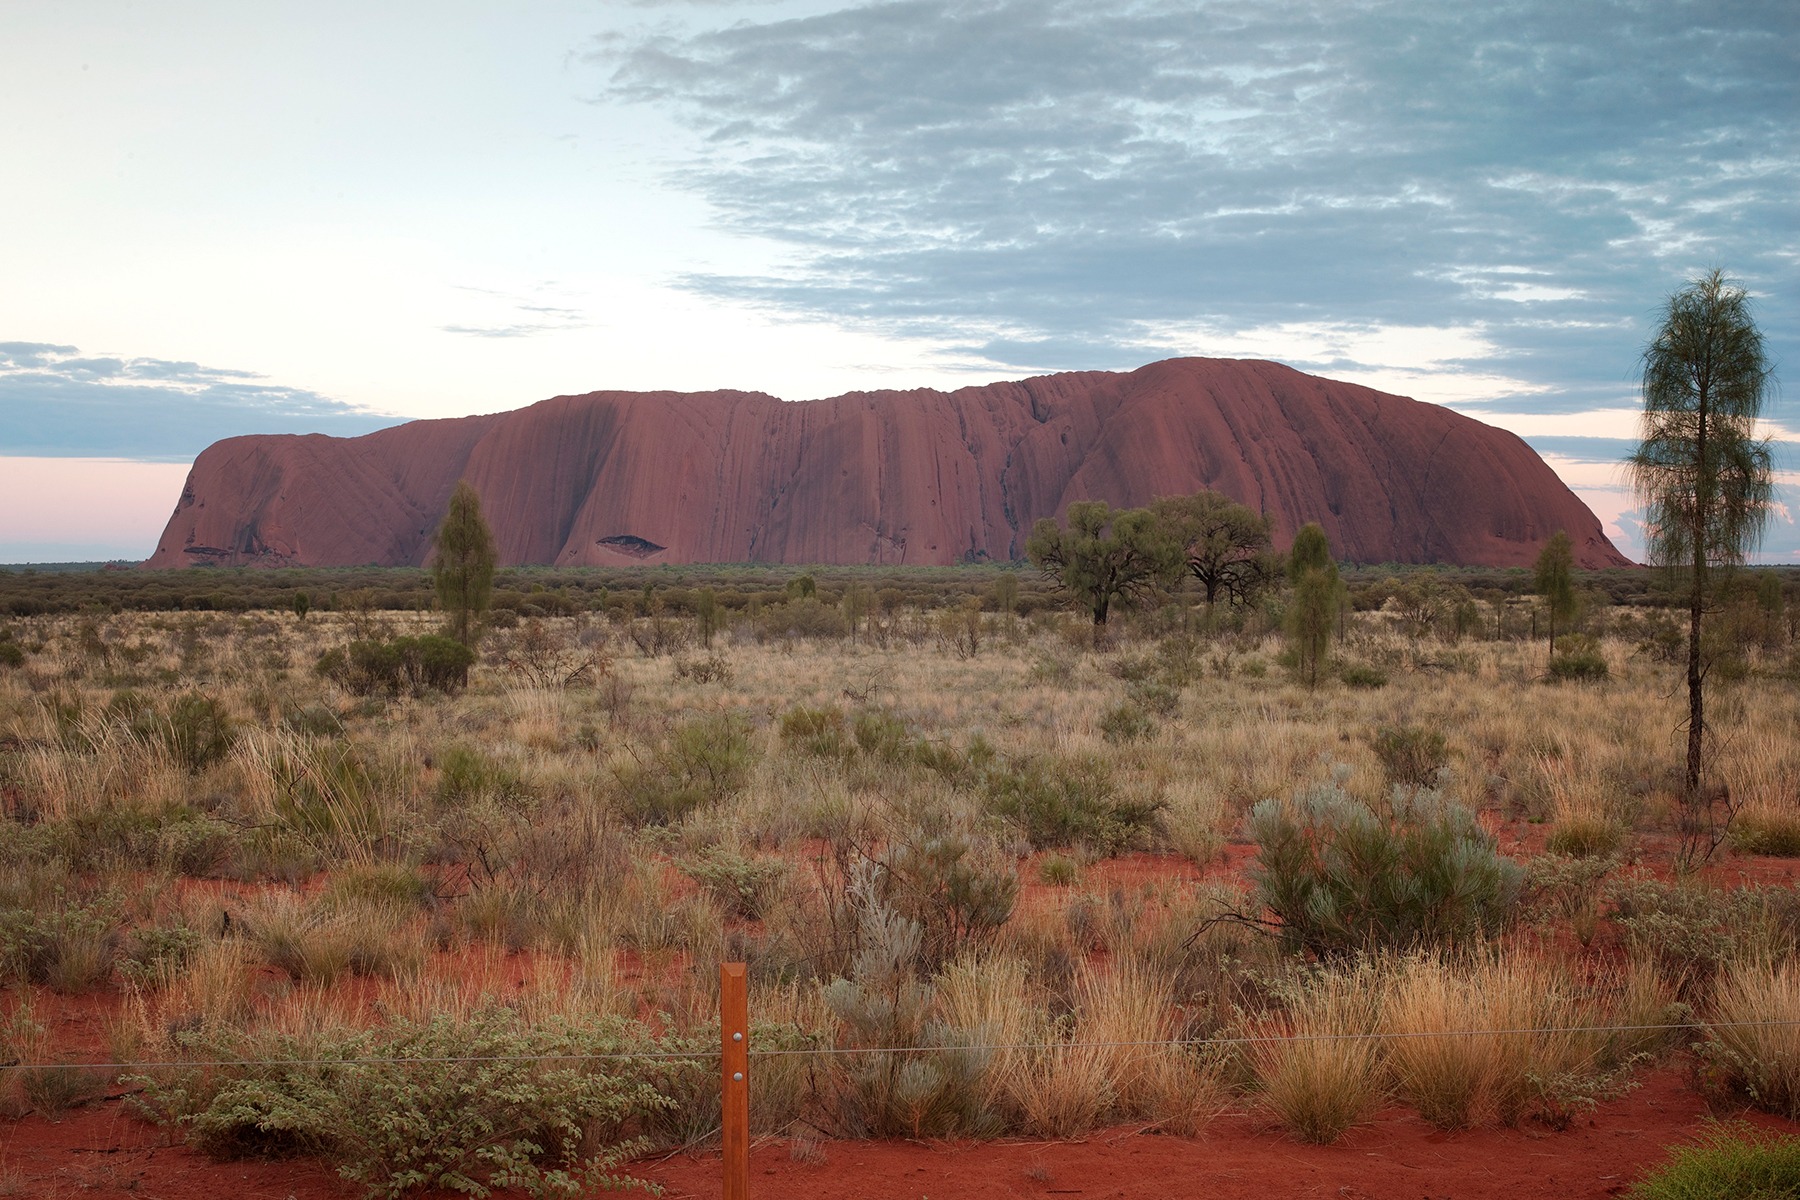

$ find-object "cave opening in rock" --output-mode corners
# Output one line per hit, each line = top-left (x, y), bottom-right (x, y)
(596, 534), (666, 557)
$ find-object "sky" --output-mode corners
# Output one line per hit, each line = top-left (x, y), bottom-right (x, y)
(1, 0), (1795, 563)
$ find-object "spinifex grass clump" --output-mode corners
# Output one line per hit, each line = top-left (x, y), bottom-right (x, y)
(1384, 952), (1615, 1130)
(1248, 775), (1522, 957)
(1704, 959), (1800, 1118)
(1251, 962), (1386, 1144)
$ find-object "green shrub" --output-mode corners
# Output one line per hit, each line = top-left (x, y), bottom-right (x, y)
(911, 733), (993, 790)
(984, 755), (1162, 854)
(1605, 879), (1777, 989)
(1106, 654), (1157, 683)
(119, 922), (202, 986)
(1247, 778), (1522, 957)
(1126, 679), (1182, 717)
(1099, 701), (1156, 744)
(779, 705), (849, 759)
(615, 713), (754, 825)
(1549, 635), (1610, 682)
(163, 692), (236, 772)
(0, 641), (26, 668)
(682, 846), (787, 919)
(876, 829), (1019, 967)
(852, 709), (912, 762)
(1626, 1123), (1800, 1199)
(0, 888), (121, 991)
(436, 744), (529, 808)
(131, 1008), (675, 1198)
(1339, 663), (1388, 689)
(1371, 725), (1450, 791)
(820, 896), (997, 1138)
(316, 635), (475, 696)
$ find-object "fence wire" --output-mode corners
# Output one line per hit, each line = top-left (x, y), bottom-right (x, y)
(3, 1016), (1796, 1076)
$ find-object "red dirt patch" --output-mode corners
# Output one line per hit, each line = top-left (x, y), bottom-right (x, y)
(5, 1069), (1796, 1200)
(635, 1070), (1799, 1200)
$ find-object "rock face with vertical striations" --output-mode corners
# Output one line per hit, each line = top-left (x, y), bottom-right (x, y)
(144, 357), (1631, 570)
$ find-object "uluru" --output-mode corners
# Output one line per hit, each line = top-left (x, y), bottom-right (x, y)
(144, 357), (1630, 571)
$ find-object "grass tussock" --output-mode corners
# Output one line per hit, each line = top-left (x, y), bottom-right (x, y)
(1704, 959), (1800, 1119)
(1251, 963), (1386, 1144)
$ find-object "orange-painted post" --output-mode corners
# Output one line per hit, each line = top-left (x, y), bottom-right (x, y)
(721, 962), (749, 1200)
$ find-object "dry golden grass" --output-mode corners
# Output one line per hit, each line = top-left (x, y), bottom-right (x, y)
(1251, 963), (1386, 1144)
(1721, 726), (1800, 856)
(935, 952), (1040, 1119)
(1384, 952), (1606, 1129)
(1707, 959), (1800, 1118)
(1076, 956), (1225, 1134)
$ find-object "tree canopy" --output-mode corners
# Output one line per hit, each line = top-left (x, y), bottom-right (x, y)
(1024, 500), (1181, 626)
(1626, 269), (1774, 851)
(1533, 530), (1576, 658)
(432, 480), (497, 646)
(1150, 491), (1275, 609)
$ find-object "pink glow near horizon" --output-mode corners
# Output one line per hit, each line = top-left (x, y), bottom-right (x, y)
(0, 457), (192, 561)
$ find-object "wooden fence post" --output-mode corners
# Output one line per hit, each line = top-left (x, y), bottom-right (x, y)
(721, 961), (749, 1200)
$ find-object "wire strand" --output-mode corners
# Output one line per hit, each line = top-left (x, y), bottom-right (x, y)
(4, 1017), (1793, 1075)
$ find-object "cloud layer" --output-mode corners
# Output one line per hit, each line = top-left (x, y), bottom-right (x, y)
(602, 0), (1797, 409)
(0, 342), (395, 460)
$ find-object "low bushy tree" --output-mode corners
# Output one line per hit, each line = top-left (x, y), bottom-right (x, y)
(1150, 490), (1275, 613)
(1025, 501), (1181, 626)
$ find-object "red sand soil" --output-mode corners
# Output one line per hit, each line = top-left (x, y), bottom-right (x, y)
(5, 1069), (1794, 1200)
(637, 1072), (1799, 1200)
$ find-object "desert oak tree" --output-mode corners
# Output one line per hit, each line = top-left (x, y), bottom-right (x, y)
(1149, 491), (1275, 611)
(432, 480), (498, 646)
(1026, 500), (1181, 626)
(1285, 522), (1340, 687)
(1533, 530), (1576, 661)
(1626, 270), (1774, 838)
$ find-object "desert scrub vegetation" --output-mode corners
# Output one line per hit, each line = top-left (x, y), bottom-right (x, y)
(0, 564), (1797, 1179)
(1626, 1123), (1800, 1199)
(129, 1007), (677, 1198)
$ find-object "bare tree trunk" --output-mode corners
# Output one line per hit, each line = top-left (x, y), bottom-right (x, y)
(1686, 561), (1705, 802)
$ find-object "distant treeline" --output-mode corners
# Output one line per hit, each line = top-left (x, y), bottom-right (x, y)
(1, 559), (1788, 618)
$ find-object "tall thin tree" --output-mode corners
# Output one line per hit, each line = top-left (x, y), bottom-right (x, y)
(1626, 270), (1774, 853)
(1284, 523), (1340, 687)
(433, 480), (497, 646)
(1533, 530), (1576, 662)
